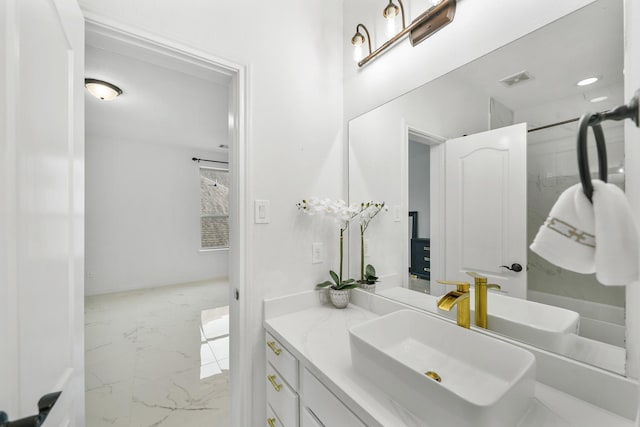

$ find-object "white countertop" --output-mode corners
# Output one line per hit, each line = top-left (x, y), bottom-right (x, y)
(263, 291), (635, 427)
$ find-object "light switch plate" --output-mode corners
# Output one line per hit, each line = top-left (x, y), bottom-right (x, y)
(255, 200), (270, 224)
(393, 205), (402, 222)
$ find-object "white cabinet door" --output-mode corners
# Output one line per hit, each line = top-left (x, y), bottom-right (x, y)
(445, 124), (527, 298)
(0, 0), (84, 425)
(301, 368), (366, 427)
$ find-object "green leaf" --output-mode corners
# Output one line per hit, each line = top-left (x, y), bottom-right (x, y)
(315, 280), (333, 289)
(338, 283), (359, 290)
(342, 278), (355, 284)
(329, 270), (340, 286)
(365, 264), (376, 277)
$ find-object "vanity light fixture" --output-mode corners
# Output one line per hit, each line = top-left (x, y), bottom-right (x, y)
(352, 0), (456, 68)
(84, 78), (123, 101)
(577, 77), (599, 86)
(352, 24), (372, 63)
(383, 0), (406, 38)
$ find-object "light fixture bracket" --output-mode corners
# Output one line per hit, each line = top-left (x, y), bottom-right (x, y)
(409, 0), (456, 46)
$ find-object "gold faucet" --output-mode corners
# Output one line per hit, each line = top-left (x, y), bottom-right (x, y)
(466, 272), (501, 329)
(436, 280), (470, 329)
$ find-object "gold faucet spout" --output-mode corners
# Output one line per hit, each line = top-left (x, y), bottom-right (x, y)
(436, 280), (471, 329)
(437, 291), (469, 311)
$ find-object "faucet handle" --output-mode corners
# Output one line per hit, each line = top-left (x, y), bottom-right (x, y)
(465, 271), (486, 280)
(486, 284), (501, 290)
(436, 280), (470, 292)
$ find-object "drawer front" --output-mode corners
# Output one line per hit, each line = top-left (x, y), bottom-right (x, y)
(266, 404), (284, 427)
(301, 368), (365, 427)
(266, 363), (299, 427)
(266, 332), (299, 391)
(301, 408), (324, 427)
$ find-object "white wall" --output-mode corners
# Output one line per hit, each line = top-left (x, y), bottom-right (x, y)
(78, 1), (344, 424)
(85, 135), (228, 295)
(623, 0), (640, 388)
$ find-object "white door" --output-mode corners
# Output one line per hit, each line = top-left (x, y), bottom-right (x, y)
(445, 124), (527, 298)
(0, 0), (84, 425)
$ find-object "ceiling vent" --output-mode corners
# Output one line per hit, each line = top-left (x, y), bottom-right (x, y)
(499, 70), (534, 87)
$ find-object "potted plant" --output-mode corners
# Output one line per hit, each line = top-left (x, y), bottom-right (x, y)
(297, 198), (360, 308)
(358, 264), (379, 292)
(357, 201), (386, 291)
(316, 271), (358, 308)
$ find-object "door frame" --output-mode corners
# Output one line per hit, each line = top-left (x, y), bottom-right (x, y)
(83, 15), (252, 426)
(402, 122), (446, 295)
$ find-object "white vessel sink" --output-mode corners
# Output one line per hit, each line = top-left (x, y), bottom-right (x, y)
(466, 288), (580, 353)
(349, 309), (536, 427)
(377, 287), (579, 354)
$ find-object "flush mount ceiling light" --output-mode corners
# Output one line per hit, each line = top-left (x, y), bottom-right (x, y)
(576, 77), (599, 86)
(84, 78), (123, 101)
(590, 96), (608, 103)
(352, 0), (456, 68)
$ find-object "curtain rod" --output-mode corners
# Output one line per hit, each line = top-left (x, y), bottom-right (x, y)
(192, 157), (228, 165)
(527, 107), (619, 133)
(528, 117), (579, 133)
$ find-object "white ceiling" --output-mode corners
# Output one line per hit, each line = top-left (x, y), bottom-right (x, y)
(85, 37), (231, 153)
(448, 0), (623, 122)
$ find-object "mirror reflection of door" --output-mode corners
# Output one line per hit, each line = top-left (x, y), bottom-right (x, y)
(445, 124), (527, 299)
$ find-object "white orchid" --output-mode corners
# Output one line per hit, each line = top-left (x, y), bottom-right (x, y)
(358, 201), (387, 232)
(296, 197), (361, 287)
(297, 198), (360, 230)
(357, 201), (386, 282)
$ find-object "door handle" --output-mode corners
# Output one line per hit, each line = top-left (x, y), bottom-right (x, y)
(499, 263), (524, 272)
(1, 391), (61, 427)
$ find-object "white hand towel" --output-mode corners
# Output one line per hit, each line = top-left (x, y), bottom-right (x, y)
(530, 179), (639, 286)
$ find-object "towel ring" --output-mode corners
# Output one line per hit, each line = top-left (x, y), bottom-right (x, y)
(576, 89), (640, 203)
(577, 113), (608, 203)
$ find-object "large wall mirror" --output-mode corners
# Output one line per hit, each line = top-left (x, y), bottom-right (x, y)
(348, 0), (626, 375)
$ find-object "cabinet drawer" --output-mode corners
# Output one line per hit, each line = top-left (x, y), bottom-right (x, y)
(301, 408), (323, 427)
(301, 368), (365, 427)
(267, 363), (299, 427)
(266, 332), (299, 391)
(266, 404), (284, 427)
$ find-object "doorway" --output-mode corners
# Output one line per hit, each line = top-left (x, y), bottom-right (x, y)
(83, 21), (241, 426)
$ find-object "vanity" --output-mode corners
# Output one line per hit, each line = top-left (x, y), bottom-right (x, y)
(263, 290), (636, 427)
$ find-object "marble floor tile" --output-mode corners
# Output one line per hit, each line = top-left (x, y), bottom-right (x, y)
(85, 279), (230, 426)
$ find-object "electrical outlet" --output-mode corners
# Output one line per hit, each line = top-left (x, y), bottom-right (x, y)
(312, 242), (324, 264)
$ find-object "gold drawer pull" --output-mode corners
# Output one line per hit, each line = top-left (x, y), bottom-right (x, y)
(424, 257), (430, 261)
(423, 246), (429, 250)
(268, 374), (282, 392)
(267, 417), (276, 427)
(423, 267), (430, 272)
(267, 341), (282, 356)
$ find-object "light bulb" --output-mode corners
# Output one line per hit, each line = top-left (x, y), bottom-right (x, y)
(386, 15), (397, 38)
(353, 44), (363, 62)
